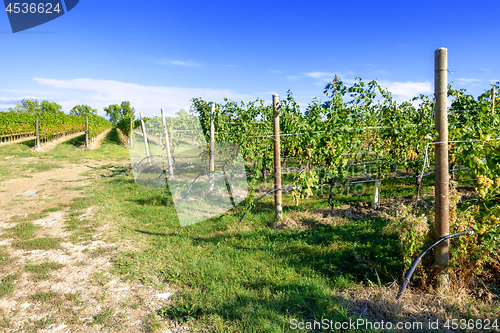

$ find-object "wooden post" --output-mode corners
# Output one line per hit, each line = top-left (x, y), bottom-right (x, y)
(209, 103), (215, 192)
(273, 94), (282, 220)
(434, 47), (449, 288)
(161, 108), (174, 178)
(85, 116), (89, 148)
(492, 86), (496, 116)
(372, 181), (381, 209)
(35, 115), (40, 149)
(139, 112), (151, 164)
(129, 117), (133, 148)
(391, 102), (398, 173)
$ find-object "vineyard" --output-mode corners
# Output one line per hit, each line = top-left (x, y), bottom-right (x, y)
(0, 110), (111, 146)
(131, 71), (500, 300)
(0, 57), (499, 332)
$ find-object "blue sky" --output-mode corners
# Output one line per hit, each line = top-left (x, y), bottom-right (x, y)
(1, 1), (499, 118)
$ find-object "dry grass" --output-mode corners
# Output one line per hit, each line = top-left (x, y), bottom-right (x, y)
(336, 281), (499, 333)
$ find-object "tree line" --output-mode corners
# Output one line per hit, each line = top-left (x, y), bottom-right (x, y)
(8, 98), (136, 124)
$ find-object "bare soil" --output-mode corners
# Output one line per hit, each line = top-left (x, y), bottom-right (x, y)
(0, 135), (188, 332)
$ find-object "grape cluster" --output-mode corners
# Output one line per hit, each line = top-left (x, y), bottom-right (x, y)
(407, 150), (418, 161)
(494, 177), (500, 189)
(477, 174), (494, 197)
(478, 214), (500, 235)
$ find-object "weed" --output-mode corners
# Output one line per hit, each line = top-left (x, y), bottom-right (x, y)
(158, 302), (202, 322)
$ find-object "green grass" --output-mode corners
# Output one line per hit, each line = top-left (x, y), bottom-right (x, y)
(5, 222), (40, 240)
(21, 162), (63, 172)
(62, 186), (86, 191)
(12, 237), (61, 250)
(0, 247), (11, 267)
(91, 307), (114, 326)
(86, 167), (403, 332)
(8, 212), (48, 224)
(30, 291), (61, 303)
(0, 282), (14, 298)
(0, 274), (19, 298)
(26, 262), (64, 281)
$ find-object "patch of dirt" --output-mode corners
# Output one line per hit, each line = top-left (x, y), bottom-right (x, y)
(32, 131), (85, 153)
(116, 128), (130, 148)
(0, 162), (94, 221)
(87, 128), (112, 150)
(0, 154), (188, 332)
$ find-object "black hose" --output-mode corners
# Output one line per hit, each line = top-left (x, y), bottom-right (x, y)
(183, 170), (226, 199)
(136, 154), (169, 166)
(396, 229), (474, 302)
(239, 187), (299, 222)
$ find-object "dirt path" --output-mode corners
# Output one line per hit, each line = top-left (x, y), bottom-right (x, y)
(0, 139), (187, 332)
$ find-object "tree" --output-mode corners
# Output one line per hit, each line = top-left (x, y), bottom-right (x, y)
(41, 100), (63, 114)
(103, 104), (121, 124)
(120, 101), (135, 118)
(9, 98), (63, 114)
(104, 101), (135, 124)
(9, 98), (41, 113)
(70, 105), (97, 117)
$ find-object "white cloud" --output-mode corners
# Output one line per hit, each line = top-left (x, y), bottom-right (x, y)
(455, 78), (481, 85)
(378, 80), (432, 102)
(304, 71), (356, 86)
(33, 77), (253, 117)
(304, 72), (337, 86)
(157, 58), (200, 67)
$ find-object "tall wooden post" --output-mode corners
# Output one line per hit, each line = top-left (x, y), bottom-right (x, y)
(434, 47), (449, 288)
(209, 103), (215, 192)
(129, 117), (133, 148)
(35, 115), (40, 149)
(85, 116), (89, 148)
(492, 86), (496, 116)
(371, 181), (381, 209)
(273, 94), (282, 220)
(139, 112), (151, 164)
(391, 102), (398, 173)
(161, 108), (174, 178)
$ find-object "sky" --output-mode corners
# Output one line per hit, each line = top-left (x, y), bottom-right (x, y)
(1, 1), (500, 119)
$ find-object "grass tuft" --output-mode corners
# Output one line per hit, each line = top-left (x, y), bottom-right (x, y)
(12, 237), (61, 250)
(6, 222), (39, 240)
(30, 291), (60, 303)
(91, 307), (114, 326)
(0, 274), (19, 298)
(26, 262), (64, 281)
